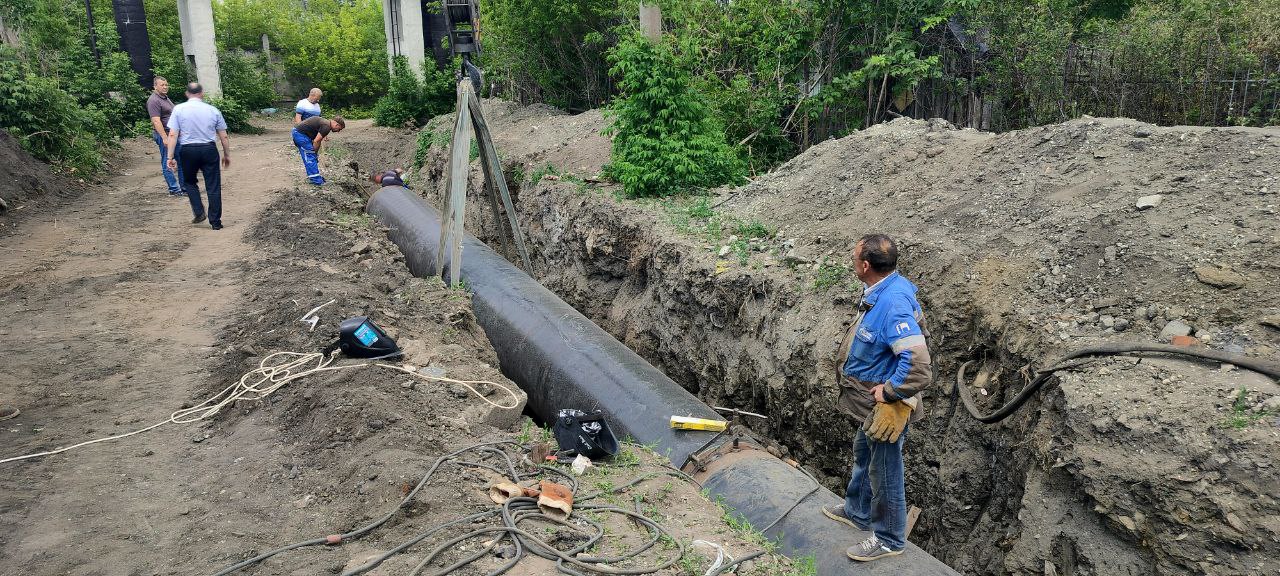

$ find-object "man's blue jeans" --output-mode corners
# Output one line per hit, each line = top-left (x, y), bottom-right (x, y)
(153, 131), (181, 193)
(844, 427), (908, 551)
(291, 129), (324, 185)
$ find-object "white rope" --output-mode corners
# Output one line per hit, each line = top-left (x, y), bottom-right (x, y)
(1, 351), (521, 465)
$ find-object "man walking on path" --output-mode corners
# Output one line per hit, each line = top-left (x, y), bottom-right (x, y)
(293, 88), (322, 124)
(146, 76), (183, 196)
(291, 116), (344, 185)
(823, 234), (933, 563)
(165, 82), (231, 230)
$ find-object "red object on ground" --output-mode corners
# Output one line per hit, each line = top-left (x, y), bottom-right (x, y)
(1171, 335), (1200, 346)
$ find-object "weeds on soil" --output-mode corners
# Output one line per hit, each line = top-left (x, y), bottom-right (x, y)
(1224, 387), (1274, 429)
(812, 261), (849, 291)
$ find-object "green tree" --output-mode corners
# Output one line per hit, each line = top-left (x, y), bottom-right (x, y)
(603, 32), (744, 197)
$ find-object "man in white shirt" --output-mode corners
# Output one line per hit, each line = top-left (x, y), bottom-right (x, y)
(294, 88), (322, 124)
(166, 83), (232, 230)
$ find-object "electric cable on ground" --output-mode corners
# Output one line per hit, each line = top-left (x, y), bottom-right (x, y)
(953, 342), (1280, 423)
(226, 442), (699, 576)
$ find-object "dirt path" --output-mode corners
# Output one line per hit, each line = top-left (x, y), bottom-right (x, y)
(0, 121), (298, 574)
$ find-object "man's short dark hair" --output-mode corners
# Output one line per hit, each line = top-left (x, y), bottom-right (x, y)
(186, 82), (203, 95)
(858, 234), (898, 273)
(332, 116), (346, 128)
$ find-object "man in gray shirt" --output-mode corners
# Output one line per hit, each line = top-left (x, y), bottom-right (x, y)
(165, 83), (231, 230)
(146, 76), (182, 196)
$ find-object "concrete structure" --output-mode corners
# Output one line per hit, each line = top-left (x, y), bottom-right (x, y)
(382, 0), (427, 76)
(383, 0), (455, 76)
(639, 3), (662, 40)
(176, 0), (221, 98)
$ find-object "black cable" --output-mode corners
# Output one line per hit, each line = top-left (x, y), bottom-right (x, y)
(212, 440), (517, 575)
(953, 342), (1280, 423)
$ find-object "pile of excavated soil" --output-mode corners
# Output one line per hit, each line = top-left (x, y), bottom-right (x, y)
(385, 102), (1280, 576)
(0, 131), (83, 226)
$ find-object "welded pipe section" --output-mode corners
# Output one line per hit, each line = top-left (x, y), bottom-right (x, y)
(367, 186), (721, 465)
(366, 186), (959, 576)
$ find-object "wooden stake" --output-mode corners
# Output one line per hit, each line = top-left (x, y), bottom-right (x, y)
(468, 91), (532, 272)
(438, 80), (473, 286)
(905, 505), (922, 539)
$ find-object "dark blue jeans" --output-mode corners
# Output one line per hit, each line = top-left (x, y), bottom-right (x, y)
(177, 142), (222, 227)
(844, 427), (908, 551)
(152, 131), (182, 193)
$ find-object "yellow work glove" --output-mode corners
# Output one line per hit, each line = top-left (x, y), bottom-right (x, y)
(863, 401), (912, 443)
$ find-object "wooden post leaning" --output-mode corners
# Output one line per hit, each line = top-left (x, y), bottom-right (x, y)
(467, 90), (533, 272)
(436, 80), (473, 286)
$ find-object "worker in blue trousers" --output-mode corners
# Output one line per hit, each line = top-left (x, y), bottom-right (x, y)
(823, 233), (934, 563)
(291, 116), (345, 185)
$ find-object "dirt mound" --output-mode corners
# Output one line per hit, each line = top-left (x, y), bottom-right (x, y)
(398, 103), (1280, 576)
(0, 131), (87, 225)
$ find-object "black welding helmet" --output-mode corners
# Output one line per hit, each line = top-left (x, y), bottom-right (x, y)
(335, 316), (401, 359)
(552, 409), (619, 460)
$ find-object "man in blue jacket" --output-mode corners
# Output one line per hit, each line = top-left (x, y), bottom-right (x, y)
(823, 233), (933, 562)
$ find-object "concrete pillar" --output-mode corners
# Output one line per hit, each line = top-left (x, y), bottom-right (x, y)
(639, 3), (661, 41)
(176, 0), (221, 98)
(383, 0), (427, 76)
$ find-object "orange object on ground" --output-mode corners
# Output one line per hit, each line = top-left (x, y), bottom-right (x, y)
(537, 480), (574, 520)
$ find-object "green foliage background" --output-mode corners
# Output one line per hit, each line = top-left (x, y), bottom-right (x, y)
(603, 33), (744, 197)
(2, 0), (1279, 180)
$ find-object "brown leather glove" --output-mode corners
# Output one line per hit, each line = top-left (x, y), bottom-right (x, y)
(863, 401), (912, 443)
(537, 480), (574, 520)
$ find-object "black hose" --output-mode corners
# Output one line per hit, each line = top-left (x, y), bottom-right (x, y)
(953, 342), (1280, 423)
(212, 440), (517, 576)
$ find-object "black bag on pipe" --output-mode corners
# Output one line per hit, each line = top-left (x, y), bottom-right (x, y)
(553, 409), (619, 460)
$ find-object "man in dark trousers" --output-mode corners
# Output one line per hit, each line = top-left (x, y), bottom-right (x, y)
(165, 82), (231, 230)
(145, 76), (182, 196)
(823, 233), (933, 562)
(291, 115), (345, 185)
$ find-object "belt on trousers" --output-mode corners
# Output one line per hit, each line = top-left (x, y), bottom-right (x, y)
(183, 141), (216, 147)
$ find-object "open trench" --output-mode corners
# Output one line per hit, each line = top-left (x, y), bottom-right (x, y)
(383, 172), (1147, 576)
(392, 185), (1121, 573)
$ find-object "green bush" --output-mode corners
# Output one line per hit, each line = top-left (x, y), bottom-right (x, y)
(269, 0), (387, 107)
(0, 55), (108, 174)
(206, 96), (261, 134)
(373, 56), (456, 128)
(603, 33), (744, 198)
(219, 52), (277, 110)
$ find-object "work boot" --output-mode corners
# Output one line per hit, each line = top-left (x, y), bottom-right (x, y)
(192, 212), (207, 224)
(0, 405), (19, 421)
(846, 535), (903, 562)
(822, 505), (867, 530)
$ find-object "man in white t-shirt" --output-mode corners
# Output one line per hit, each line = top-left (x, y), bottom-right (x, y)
(294, 88), (322, 124)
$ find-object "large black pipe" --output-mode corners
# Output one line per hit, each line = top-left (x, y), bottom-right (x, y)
(366, 186), (959, 576)
(367, 186), (721, 465)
